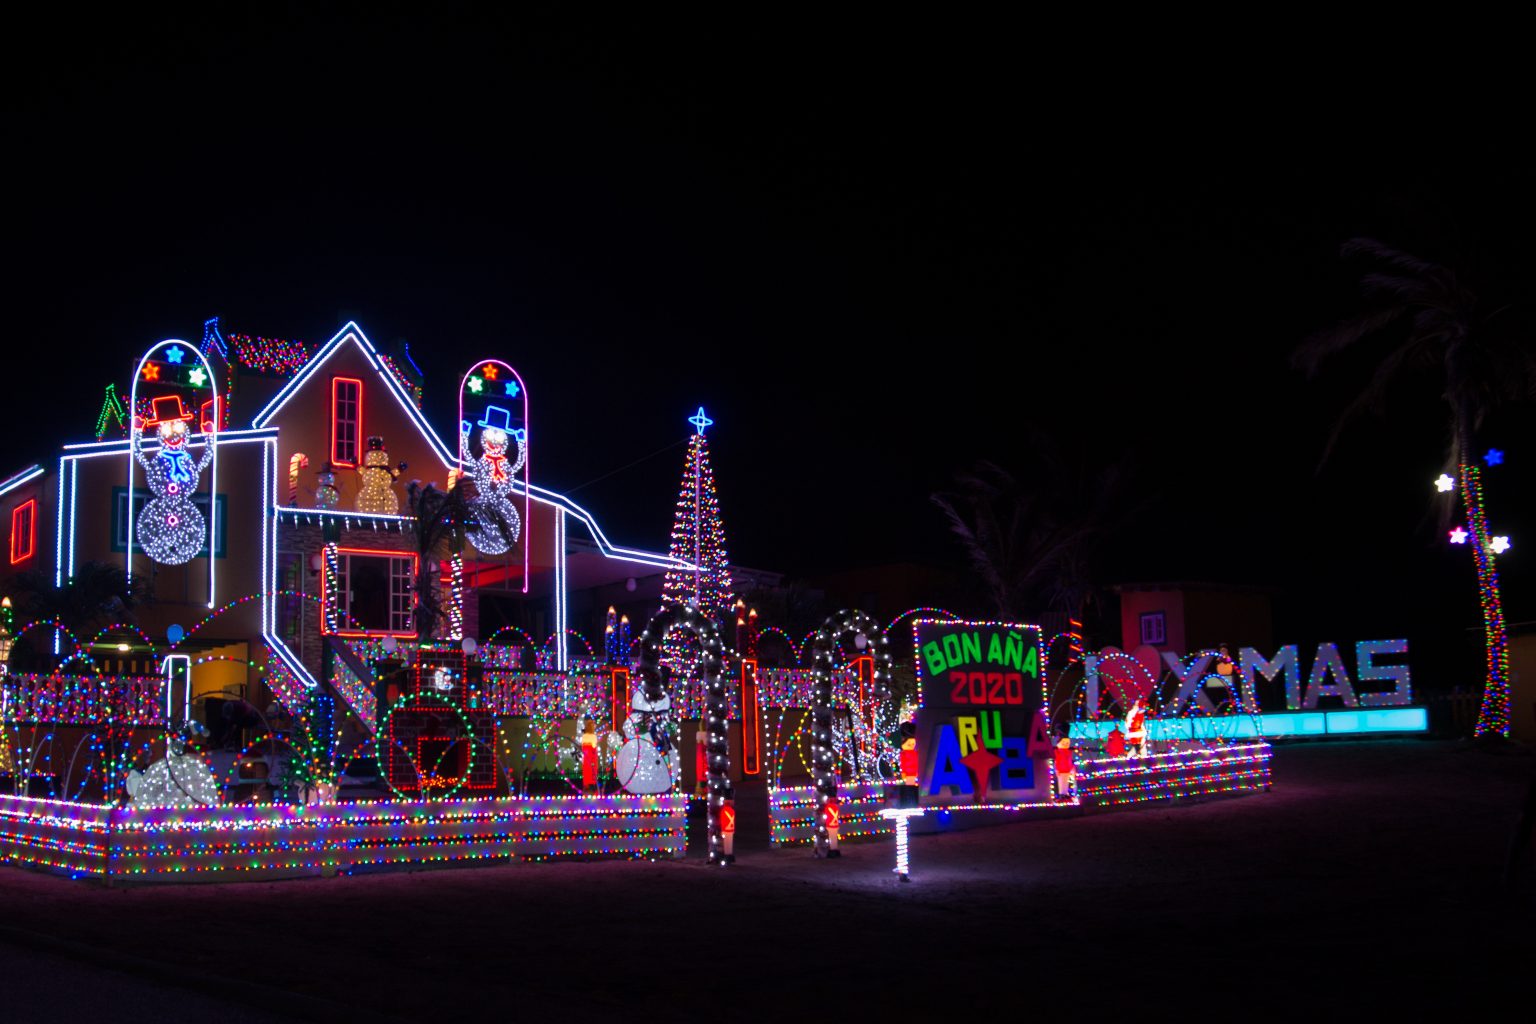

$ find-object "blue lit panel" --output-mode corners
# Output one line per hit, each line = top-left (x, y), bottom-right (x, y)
(1068, 707), (1428, 742)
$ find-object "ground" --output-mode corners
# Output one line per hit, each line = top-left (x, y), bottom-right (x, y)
(2, 741), (1533, 1020)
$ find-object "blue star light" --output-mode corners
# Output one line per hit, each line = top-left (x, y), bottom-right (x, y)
(165, 346), (185, 364)
(688, 406), (714, 435)
(505, 381), (520, 397)
(1485, 448), (1505, 466)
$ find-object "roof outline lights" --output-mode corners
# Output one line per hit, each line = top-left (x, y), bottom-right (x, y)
(0, 466), (44, 497)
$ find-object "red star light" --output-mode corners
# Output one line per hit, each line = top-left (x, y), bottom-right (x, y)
(960, 745), (1003, 804)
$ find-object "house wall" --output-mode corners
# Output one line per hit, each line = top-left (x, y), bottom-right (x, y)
(1119, 589), (1186, 653)
(63, 438), (269, 646)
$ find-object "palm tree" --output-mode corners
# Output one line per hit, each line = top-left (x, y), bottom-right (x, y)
(931, 454), (1127, 623)
(1296, 238), (1536, 738)
(4, 560), (145, 669)
(405, 481), (467, 640)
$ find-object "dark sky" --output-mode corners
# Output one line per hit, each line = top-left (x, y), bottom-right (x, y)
(8, 14), (1535, 676)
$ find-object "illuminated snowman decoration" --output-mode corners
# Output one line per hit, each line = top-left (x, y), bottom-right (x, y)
(355, 436), (404, 515)
(615, 689), (681, 795)
(314, 463), (341, 510)
(459, 405), (526, 555)
(131, 396), (214, 565)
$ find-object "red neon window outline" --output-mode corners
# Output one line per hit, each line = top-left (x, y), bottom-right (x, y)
(321, 547), (419, 638)
(331, 377), (363, 467)
(9, 499), (37, 564)
(740, 659), (761, 775)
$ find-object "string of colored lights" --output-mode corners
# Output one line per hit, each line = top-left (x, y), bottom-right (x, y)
(228, 333), (312, 375)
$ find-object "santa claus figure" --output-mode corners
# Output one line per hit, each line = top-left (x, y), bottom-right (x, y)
(1125, 699), (1148, 758)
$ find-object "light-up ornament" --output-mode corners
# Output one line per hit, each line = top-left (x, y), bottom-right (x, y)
(125, 730), (219, 809)
(689, 406), (714, 435)
(1485, 449), (1504, 466)
(165, 346), (185, 364)
(1435, 473), (1456, 492)
(466, 376), (484, 394)
(141, 363), (160, 382)
(481, 364), (498, 381)
(1449, 527), (1469, 544)
(132, 396), (214, 565)
(504, 381), (519, 397)
(1491, 535), (1511, 554)
(460, 406), (525, 555)
(187, 367), (207, 386)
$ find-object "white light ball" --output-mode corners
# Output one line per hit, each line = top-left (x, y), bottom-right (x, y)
(854, 632), (868, 650)
(462, 637), (478, 655)
(626, 577), (637, 592)
(382, 635), (398, 653)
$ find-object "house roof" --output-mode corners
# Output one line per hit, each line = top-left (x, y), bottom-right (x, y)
(249, 322), (690, 572)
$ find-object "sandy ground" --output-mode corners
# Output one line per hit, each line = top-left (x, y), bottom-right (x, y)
(2, 740), (1533, 1020)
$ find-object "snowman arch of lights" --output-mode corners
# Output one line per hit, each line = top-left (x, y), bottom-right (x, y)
(459, 404), (526, 555)
(132, 394), (215, 565)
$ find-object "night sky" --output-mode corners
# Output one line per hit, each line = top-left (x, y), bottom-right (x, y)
(9, 15), (1535, 683)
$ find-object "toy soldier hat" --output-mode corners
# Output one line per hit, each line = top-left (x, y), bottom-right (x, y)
(476, 405), (514, 432)
(143, 394), (195, 426)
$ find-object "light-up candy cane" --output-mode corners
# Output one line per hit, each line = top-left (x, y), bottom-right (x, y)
(289, 453), (309, 505)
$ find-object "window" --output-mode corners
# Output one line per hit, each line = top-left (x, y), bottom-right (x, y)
(111, 488), (226, 557)
(1139, 611), (1167, 646)
(326, 548), (418, 637)
(9, 499), (36, 564)
(332, 377), (363, 467)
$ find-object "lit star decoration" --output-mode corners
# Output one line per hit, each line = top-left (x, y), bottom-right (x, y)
(1491, 536), (1511, 554)
(1485, 449), (1504, 466)
(689, 406), (714, 435)
(1449, 527), (1469, 545)
(467, 376), (484, 394)
(960, 743), (1004, 804)
(481, 364), (498, 381)
(187, 368), (207, 387)
(505, 381), (519, 397)
(1435, 473), (1456, 492)
(141, 364), (160, 382)
(165, 346), (184, 364)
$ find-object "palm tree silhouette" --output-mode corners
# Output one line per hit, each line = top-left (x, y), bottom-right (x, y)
(1296, 238), (1536, 737)
(931, 453), (1127, 623)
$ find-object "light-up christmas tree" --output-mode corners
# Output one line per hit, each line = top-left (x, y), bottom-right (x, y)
(660, 409), (734, 700)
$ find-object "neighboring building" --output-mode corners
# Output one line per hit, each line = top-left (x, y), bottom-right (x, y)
(1, 322), (692, 747)
(1112, 581), (1274, 655)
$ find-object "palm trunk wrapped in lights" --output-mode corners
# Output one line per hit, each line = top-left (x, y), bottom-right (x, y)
(1458, 463), (1511, 737)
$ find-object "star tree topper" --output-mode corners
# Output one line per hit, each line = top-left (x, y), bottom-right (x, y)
(689, 406), (714, 435)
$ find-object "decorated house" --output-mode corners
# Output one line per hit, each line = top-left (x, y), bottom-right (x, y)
(1, 322), (693, 771)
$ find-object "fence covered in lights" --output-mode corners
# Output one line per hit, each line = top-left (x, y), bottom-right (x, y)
(0, 602), (1304, 882)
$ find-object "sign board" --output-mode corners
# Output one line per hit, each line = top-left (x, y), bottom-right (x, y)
(914, 619), (1055, 808)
